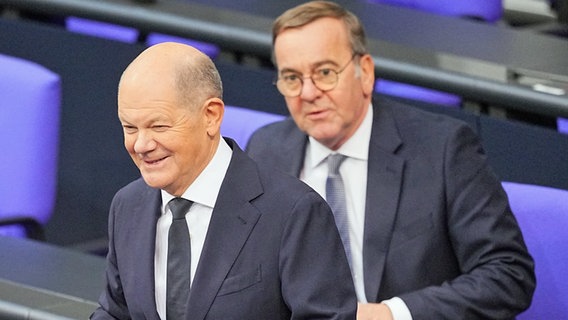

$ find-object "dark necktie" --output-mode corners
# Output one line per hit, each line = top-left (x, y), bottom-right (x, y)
(326, 154), (352, 269)
(166, 197), (193, 320)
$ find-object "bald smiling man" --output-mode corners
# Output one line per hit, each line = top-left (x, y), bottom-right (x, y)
(90, 42), (357, 320)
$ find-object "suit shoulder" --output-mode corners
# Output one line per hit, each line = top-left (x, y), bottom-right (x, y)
(379, 97), (476, 134)
(373, 97), (483, 159)
(255, 160), (311, 193)
(251, 117), (297, 136)
(113, 178), (152, 202)
(247, 118), (299, 147)
(246, 118), (306, 168)
(252, 161), (326, 214)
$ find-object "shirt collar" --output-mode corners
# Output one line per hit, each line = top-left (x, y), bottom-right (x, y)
(307, 104), (372, 169)
(161, 138), (232, 213)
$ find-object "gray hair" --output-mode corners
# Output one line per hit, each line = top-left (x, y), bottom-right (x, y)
(176, 54), (223, 109)
(272, 1), (368, 64)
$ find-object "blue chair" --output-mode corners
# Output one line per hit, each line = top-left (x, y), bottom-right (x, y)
(558, 117), (568, 134)
(502, 181), (568, 319)
(65, 17), (139, 43)
(145, 33), (220, 59)
(369, 0), (503, 107)
(0, 54), (61, 240)
(375, 80), (461, 107)
(65, 17), (220, 59)
(368, 0), (502, 22)
(221, 106), (285, 149)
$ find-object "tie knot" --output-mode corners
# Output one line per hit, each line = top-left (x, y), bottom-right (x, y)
(328, 153), (347, 175)
(169, 197), (193, 220)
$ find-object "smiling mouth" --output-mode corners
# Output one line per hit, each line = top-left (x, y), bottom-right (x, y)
(144, 156), (167, 165)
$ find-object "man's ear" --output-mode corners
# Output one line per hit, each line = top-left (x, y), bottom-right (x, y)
(204, 97), (224, 137)
(359, 54), (376, 97)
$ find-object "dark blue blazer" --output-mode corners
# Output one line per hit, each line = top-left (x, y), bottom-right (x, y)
(246, 98), (535, 319)
(91, 139), (357, 320)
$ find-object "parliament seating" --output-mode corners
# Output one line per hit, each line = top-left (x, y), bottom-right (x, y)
(0, 54), (61, 240)
(221, 106), (285, 148)
(65, 16), (220, 58)
(503, 181), (568, 319)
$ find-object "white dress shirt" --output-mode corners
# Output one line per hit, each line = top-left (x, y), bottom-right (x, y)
(154, 139), (232, 320)
(300, 105), (412, 320)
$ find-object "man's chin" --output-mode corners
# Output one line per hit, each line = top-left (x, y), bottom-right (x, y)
(140, 173), (167, 190)
(308, 128), (341, 147)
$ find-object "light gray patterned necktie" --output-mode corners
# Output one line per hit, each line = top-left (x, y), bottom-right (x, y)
(326, 154), (352, 269)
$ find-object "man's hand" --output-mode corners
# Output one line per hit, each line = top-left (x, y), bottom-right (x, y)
(357, 302), (394, 320)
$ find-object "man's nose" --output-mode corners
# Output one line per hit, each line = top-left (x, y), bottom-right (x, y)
(299, 76), (323, 100)
(133, 130), (156, 154)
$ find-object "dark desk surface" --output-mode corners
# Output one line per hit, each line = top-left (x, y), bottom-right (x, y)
(0, 236), (105, 319)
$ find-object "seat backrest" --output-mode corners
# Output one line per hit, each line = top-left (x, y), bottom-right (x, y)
(65, 16), (139, 43)
(220, 105), (285, 149)
(145, 33), (220, 59)
(502, 181), (568, 318)
(558, 117), (568, 134)
(368, 0), (503, 22)
(65, 17), (220, 59)
(375, 79), (461, 107)
(0, 54), (61, 238)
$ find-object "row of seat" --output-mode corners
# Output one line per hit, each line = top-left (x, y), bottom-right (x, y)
(66, 12), (568, 134)
(65, 16), (221, 58)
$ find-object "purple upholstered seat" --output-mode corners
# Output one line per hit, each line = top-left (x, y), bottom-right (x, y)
(145, 33), (220, 59)
(558, 117), (568, 134)
(220, 106), (285, 149)
(375, 80), (461, 107)
(0, 54), (61, 239)
(65, 16), (139, 43)
(368, 0), (503, 22)
(502, 181), (568, 319)
(65, 17), (220, 59)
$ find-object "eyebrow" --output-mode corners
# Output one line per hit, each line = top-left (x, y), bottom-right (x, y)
(118, 113), (169, 127)
(279, 59), (341, 74)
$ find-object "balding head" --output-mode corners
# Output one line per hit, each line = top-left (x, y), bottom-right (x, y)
(120, 42), (222, 110)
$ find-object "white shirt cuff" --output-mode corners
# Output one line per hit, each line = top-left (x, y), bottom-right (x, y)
(382, 297), (413, 320)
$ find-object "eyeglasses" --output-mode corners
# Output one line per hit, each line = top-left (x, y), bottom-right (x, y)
(274, 54), (358, 97)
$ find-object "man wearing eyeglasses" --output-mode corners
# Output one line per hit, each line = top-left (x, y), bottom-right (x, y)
(246, 1), (535, 320)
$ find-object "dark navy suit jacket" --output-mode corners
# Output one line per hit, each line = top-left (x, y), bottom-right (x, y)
(246, 97), (535, 319)
(91, 139), (357, 320)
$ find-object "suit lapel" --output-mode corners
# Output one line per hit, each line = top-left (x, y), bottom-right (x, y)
(186, 142), (263, 320)
(283, 126), (307, 177)
(362, 102), (404, 302)
(130, 183), (162, 320)
(272, 119), (307, 177)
